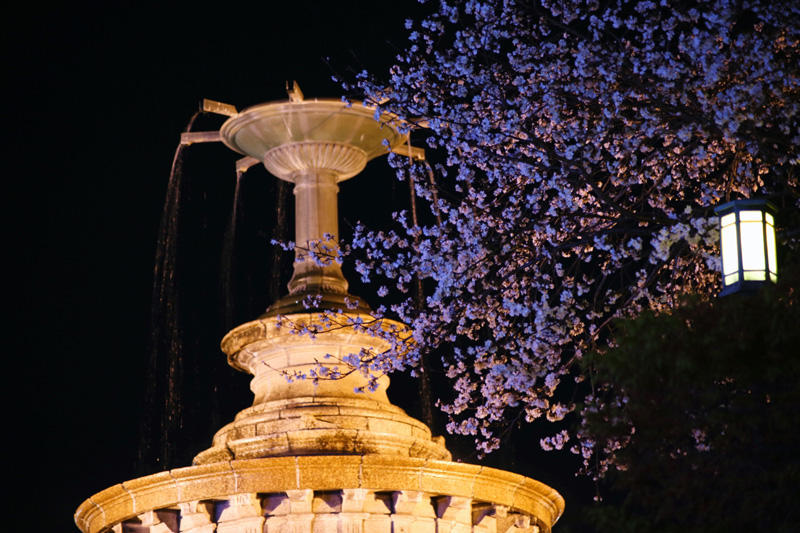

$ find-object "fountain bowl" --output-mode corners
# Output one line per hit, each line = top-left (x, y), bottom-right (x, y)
(220, 99), (405, 182)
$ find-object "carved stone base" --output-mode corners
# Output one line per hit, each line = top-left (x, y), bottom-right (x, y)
(75, 457), (564, 533)
(193, 396), (451, 464)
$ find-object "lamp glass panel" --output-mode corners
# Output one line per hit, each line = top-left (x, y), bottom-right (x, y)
(744, 271), (766, 281)
(739, 211), (766, 271)
(725, 273), (739, 285)
(720, 213), (736, 226)
(720, 221), (739, 278)
(739, 210), (763, 222)
(766, 219), (777, 276)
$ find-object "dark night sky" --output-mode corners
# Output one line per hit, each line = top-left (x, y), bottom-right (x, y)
(7, 3), (588, 531)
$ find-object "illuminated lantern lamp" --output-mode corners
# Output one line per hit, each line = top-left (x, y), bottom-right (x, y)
(715, 199), (778, 296)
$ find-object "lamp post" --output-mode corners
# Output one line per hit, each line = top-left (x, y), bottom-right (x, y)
(715, 198), (778, 296)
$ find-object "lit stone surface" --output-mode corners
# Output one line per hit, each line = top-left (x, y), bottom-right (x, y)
(75, 457), (563, 533)
(191, 311), (449, 463)
(75, 95), (564, 533)
(219, 100), (404, 183)
(220, 99), (405, 298)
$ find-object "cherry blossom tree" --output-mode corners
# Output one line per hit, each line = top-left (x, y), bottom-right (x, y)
(335, 0), (800, 471)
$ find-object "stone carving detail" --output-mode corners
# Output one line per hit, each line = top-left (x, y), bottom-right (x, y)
(434, 496), (471, 533)
(118, 510), (179, 533)
(312, 491), (343, 513)
(262, 142), (368, 182)
(178, 501), (215, 533)
(108, 490), (544, 533)
(392, 491), (436, 533)
(475, 505), (544, 533)
(216, 493), (265, 533)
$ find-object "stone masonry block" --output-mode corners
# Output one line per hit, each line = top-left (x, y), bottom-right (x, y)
(233, 457), (298, 494)
(263, 493), (291, 516)
(265, 515), (289, 533)
(418, 462), (477, 498)
(312, 513), (341, 533)
(363, 515), (391, 533)
(172, 463), (237, 503)
(283, 513), (314, 533)
(286, 489), (314, 514)
(341, 489), (368, 513)
(217, 493), (262, 522)
(297, 456), (361, 490)
(312, 490), (343, 513)
(434, 496), (471, 522)
(361, 457), (424, 491)
(177, 501), (214, 531)
(216, 516), (265, 533)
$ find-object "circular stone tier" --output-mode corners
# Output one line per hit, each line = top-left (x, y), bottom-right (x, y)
(75, 456), (565, 533)
(193, 396), (451, 464)
(220, 311), (411, 404)
(220, 100), (405, 182)
(191, 311), (450, 462)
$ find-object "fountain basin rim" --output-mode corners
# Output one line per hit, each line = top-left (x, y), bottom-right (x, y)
(219, 98), (406, 165)
(75, 455), (565, 533)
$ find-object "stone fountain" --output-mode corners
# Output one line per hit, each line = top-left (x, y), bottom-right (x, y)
(75, 90), (564, 533)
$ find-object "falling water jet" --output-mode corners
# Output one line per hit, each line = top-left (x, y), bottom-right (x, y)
(269, 178), (292, 305)
(220, 154), (284, 331)
(220, 170), (244, 331)
(138, 110), (200, 474)
(141, 100), (249, 473)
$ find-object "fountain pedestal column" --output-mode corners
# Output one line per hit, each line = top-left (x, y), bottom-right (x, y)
(260, 137), (372, 297)
(287, 168), (346, 295)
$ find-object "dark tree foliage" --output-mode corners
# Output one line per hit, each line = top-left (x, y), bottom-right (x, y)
(579, 261), (800, 532)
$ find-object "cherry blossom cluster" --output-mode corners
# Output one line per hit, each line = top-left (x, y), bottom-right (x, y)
(331, 0), (799, 473)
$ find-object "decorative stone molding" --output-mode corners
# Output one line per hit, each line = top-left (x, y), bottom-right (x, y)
(216, 493), (264, 533)
(193, 396), (450, 464)
(176, 501), (214, 533)
(262, 142), (368, 183)
(75, 456), (564, 533)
